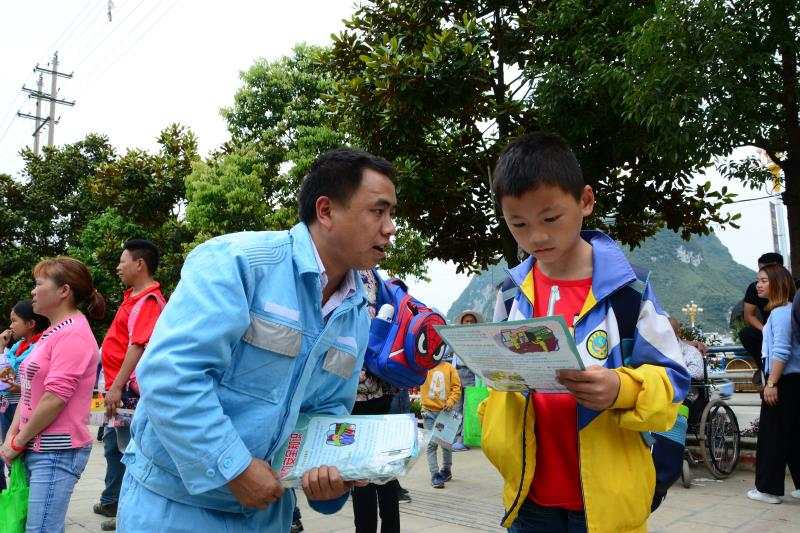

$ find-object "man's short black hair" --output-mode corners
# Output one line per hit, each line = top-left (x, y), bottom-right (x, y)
(298, 148), (394, 225)
(758, 252), (784, 266)
(492, 132), (584, 203)
(124, 239), (160, 275)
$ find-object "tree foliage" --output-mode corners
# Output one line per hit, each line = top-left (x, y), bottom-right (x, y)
(0, 126), (199, 334)
(325, 0), (747, 271)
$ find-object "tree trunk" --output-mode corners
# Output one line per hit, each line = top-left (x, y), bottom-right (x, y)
(784, 165), (800, 274)
(491, 7), (521, 268)
(774, 0), (800, 273)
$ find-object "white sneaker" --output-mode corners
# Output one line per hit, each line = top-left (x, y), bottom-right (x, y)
(791, 489), (800, 499)
(747, 488), (782, 504)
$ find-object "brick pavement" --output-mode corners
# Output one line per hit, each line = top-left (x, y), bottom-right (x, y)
(65, 437), (798, 532)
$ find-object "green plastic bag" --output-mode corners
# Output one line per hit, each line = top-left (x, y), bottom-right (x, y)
(0, 459), (29, 533)
(462, 385), (489, 448)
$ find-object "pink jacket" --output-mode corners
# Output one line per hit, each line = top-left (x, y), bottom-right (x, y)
(18, 313), (99, 451)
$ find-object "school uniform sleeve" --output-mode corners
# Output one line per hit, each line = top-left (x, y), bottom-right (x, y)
(493, 289), (508, 322)
(129, 297), (162, 346)
(135, 239), (255, 495)
(611, 279), (691, 432)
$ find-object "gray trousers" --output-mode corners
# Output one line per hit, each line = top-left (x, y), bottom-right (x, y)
(423, 412), (452, 476)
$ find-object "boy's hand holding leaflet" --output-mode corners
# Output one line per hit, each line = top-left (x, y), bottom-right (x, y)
(556, 366), (621, 410)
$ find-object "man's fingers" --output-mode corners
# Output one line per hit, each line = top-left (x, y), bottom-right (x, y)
(308, 466), (322, 497)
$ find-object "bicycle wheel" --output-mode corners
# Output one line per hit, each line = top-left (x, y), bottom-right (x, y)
(699, 399), (740, 478)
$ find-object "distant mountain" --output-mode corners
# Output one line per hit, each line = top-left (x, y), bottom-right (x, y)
(446, 230), (756, 333)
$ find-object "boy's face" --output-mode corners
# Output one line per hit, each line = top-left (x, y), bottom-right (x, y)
(500, 184), (594, 268)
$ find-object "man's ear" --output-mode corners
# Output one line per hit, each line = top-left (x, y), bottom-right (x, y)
(315, 196), (334, 230)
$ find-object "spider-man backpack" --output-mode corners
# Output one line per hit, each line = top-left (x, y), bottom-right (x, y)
(364, 273), (448, 388)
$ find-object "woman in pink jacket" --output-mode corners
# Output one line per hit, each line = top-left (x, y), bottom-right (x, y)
(0, 257), (105, 533)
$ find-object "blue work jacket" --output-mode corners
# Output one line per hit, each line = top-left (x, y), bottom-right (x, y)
(123, 223), (369, 526)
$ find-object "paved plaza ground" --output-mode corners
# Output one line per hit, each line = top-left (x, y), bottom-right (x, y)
(65, 396), (799, 533)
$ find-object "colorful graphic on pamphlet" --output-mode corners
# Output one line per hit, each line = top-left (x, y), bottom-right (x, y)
(494, 325), (559, 353)
(326, 423), (356, 447)
(435, 317), (584, 393)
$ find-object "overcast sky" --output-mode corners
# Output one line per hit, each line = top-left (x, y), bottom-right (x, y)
(0, 0), (789, 313)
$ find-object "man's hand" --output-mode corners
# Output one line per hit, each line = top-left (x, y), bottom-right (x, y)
(302, 465), (352, 501)
(228, 458), (284, 509)
(104, 386), (122, 417)
(763, 385), (779, 406)
(557, 366), (621, 411)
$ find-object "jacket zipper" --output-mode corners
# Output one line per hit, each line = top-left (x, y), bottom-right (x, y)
(501, 392), (532, 526)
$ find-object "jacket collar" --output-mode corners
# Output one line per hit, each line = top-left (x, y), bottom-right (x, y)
(506, 230), (636, 309)
(289, 222), (367, 312)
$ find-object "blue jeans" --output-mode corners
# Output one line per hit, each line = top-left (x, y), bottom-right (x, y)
(101, 424), (128, 505)
(508, 500), (587, 533)
(24, 446), (92, 533)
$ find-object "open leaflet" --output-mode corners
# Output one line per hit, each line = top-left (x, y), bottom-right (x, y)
(435, 316), (585, 392)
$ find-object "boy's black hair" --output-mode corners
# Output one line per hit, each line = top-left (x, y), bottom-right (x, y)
(124, 239), (160, 275)
(12, 299), (49, 333)
(758, 252), (783, 266)
(492, 132), (584, 203)
(298, 148), (394, 224)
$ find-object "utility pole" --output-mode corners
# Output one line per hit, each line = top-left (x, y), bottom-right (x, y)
(17, 74), (48, 155)
(36, 52), (74, 147)
(18, 52), (75, 153)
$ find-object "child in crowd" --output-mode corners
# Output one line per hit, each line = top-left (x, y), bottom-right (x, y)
(421, 359), (461, 488)
(479, 132), (689, 532)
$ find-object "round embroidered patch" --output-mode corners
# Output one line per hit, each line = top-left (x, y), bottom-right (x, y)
(586, 330), (609, 360)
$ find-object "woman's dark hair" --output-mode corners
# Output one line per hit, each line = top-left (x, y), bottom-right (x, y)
(33, 257), (107, 320)
(760, 264), (796, 312)
(12, 299), (50, 333)
(298, 148), (394, 224)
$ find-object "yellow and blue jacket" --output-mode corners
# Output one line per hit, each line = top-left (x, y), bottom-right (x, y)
(479, 231), (690, 533)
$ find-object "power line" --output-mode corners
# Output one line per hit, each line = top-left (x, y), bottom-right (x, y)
(729, 194), (781, 204)
(0, 1), (100, 150)
(85, 0), (180, 81)
(43, 0), (95, 58)
(72, 0), (147, 71)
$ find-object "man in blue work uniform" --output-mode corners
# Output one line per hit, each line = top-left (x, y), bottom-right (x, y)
(117, 149), (397, 532)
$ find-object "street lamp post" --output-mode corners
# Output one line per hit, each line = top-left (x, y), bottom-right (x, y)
(681, 300), (704, 329)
